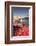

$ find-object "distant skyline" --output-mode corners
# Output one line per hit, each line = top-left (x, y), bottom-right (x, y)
(12, 7), (29, 16)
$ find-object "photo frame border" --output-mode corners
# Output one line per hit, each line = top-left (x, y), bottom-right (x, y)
(5, 1), (35, 44)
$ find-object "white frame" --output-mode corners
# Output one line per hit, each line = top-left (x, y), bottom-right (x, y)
(10, 5), (32, 41)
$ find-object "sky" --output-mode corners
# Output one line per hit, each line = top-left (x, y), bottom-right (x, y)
(12, 7), (29, 16)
